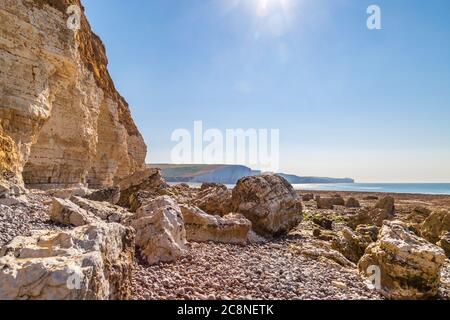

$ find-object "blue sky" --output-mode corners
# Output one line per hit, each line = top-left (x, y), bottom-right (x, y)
(83, 0), (450, 182)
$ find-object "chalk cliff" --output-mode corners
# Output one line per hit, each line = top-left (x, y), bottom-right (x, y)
(0, 0), (147, 190)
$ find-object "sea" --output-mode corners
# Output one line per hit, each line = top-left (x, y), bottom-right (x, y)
(173, 182), (450, 195)
(292, 183), (450, 195)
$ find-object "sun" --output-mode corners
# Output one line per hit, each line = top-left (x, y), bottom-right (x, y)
(254, 0), (293, 18)
(219, 0), (299, 37)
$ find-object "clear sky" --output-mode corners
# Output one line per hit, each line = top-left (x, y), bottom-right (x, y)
(83, 0), (450, 183)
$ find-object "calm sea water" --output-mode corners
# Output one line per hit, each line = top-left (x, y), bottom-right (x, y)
(170, 182), (450, 195)
(292, 183), (450, 195)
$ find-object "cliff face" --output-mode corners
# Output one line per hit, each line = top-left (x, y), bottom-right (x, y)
(190, 165), (259, 184)
(0, 0), (147, 190)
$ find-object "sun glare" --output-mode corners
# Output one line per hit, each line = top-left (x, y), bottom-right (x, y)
(255, 0), (293, 17)
(219, 0), (299, 37)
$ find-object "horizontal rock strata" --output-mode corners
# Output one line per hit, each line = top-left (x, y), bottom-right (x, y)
(0, 0), (147, 190)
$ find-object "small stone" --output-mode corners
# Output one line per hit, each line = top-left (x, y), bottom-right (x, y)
(331, 281), (347, 289)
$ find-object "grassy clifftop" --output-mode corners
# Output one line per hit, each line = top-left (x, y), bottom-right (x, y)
(149, 164), (354, 184)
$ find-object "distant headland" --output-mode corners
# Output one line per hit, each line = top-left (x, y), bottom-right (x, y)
(149, 164), (355, 185)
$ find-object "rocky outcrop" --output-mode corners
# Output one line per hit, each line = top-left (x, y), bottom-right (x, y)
(85, 186), (120, 205)
(332, 195), (346, 206)
(375, 196), (396, 215)
(0, 0), (146, 191)
(355, 224), (379, 242)
(301, 193), (314, 202)
(70, 196), (132, 223)
(45, 186), (89, 199)
(129, 196), (187, 265)
(345, 197), (360, 208)
(50, 196), (132, 227)
(193, 183), (233, 216)
(180, 205), (252, 244)
(420, 209), (450, 244)
(50, 197), (97, 227)
(438, 232), (450, 258)
(316, 196), (345, 209)
(348, 207), (395, 229)
(0, 132), (24, 193)
(312, 216), (333, 230)
(405, 207), (432, 233)
(128, 190), (154, 213)
(232, 175), (302, 237)
(0, 222), (135, 300)
(331, 226), (377, 263)
(358, 221), (446, 300)
(117, 168), (168, 207)
(316, 198), (334, 210)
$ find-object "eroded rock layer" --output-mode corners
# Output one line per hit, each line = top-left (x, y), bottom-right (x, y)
(0, 0), (147, 190)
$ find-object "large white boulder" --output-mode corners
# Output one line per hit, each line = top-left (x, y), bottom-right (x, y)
(180, 204), (252, 245)
(0, 222), (135, 300)
(358, 220), (446, 300)
(129, 196), (187, 265)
